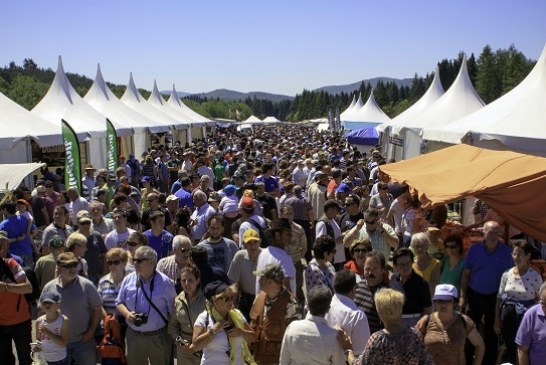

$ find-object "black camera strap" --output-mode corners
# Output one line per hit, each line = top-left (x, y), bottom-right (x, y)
(139, 272), (168, 325)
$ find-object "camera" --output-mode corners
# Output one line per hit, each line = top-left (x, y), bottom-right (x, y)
(133, 313), (148, 327)
(175, 336), (190, 346)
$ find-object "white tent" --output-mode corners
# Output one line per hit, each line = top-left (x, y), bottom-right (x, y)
(392, 57), (485, 159)
(148, 81), (192, 144)
(244, 115), (262, 123)
(380, 67), (445, 160)
(348, 92), (391, 127)
(167, 85), (211, 141)
(0, 163), (46, 192)
(342, 93), (364, 125)
(0, 91), (61, 164)
(423, 43), (546, 157)
(121, 73), (180, 149)
(339, 95), (356, 121)
(32, 57), (133, 169)
(84, 65), (170, 159)
(262, 116), (282, 124)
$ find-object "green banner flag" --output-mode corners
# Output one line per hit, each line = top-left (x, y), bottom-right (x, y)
(61, 119), (82, 195)
(106, 118), (118, 173)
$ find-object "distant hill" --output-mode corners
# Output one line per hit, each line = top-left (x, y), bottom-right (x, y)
(161, 88), (294, 102)
(315, 77), (414, 95)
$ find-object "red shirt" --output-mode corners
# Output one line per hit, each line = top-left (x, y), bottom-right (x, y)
(0, 258), (31, 325)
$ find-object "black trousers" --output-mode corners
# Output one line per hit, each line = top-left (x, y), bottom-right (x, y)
(500, 303), (524, 364)
(466, 287), (497, 365)
(0, 319), (32, 365)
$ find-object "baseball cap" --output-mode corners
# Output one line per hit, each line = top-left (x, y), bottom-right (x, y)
(432, 284), (458, 301)
(336, 182), (351, 193)
(253, 264), (285, 283)
(243, 228), (261, 244)
(203, 280), (229, 300)
(223, 184), (236, 196)
(48, 235), (65, 248)
(39, 290), (62, 304)
(241, 196), (254, 211)
(166, 195), (179, 203)
(76, 210), (92, 223)
(141, 176), (151, 183)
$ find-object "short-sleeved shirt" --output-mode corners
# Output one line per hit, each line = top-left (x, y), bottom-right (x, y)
(42, 276), (102, 343)
(42, 223), (74, 248)
(105, 228), (136, 250)
(498, 267), (543, 303)
(227, 248), (261, 295)
(464, 241), (513, 295)
(144, 229), (173, 260)
(354, 281), (388, 333)
(390, 271), (432, 316)
(254, 175), (279, 193)
(174, 188), (194, 210)
(0, 215), (35, 256)
(0, 258), (30, 325)
(91, 217), (115, 237)
(255, 246), (296, 294)
(515, 303), (546, 365)
(83, 231), (108, 284)
(197, 238), (239, 273)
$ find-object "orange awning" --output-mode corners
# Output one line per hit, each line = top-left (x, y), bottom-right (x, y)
(379, 144), (546, 241)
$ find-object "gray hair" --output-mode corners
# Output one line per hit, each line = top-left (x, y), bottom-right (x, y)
(193, 190), (207, 201)
(135, 246), (158, 264)
(410, 232), (430, 249)
(172, 235), (192, 251)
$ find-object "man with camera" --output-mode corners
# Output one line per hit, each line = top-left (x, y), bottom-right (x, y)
(116, 246), (177, 365)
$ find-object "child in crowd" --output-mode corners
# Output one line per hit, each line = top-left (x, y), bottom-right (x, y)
(35, 291), (69, 365)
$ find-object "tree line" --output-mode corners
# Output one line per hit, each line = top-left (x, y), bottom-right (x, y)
(0, 44), (536, 121)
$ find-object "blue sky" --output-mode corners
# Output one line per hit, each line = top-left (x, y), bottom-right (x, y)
(2, 0), (545, 96)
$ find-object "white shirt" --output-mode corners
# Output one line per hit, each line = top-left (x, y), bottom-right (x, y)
(325, 293), (370, 356)
(316, 218), (346, 264)
(255, 246), (296, 295)
(238, 215), (267, 248)
(69, 197), (89, 224)
(197, 166), (215, 189)
(389, 197), (406, 234)
(280, 314), (346, 365)
(104, 228), (136, 250)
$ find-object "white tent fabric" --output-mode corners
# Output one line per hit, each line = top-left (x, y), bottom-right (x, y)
(349, 92), (391, 125)
(121, 73), (178, 135)
(148, 81), (192, 131)
(339, 95), (356, 120)
(0, 163), (45, 193)
(393, 57), (485, 159)
(423, 43), (546, 156)
(85, 65), (171, 159)
(31, 56), (129, 169)
(0, 91), (61, 150)
(342, 93), (364, 122)
(167, 85), (214, 127)
(244, 115), (262, 123)
(262, 116), (282, 123)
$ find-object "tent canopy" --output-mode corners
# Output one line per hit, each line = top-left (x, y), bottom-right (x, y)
(0, 163), (45, 193)
(379, 144), (546, 241)
(345, 127), (379, 145)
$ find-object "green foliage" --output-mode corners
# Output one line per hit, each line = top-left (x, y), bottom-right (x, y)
(7, 74), (48, 110)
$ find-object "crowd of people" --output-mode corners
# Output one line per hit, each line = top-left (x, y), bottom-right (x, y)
(0, 124), (545, 365)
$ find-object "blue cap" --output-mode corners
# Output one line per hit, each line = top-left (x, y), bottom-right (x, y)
(40, 290), (62, 304)
(141, 176), (151, 183)
(336, 182), (351, 193)
(223, 184), (236, 196)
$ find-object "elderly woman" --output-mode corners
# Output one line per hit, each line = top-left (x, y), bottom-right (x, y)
(169, 265), (206, 365)
(416, 284), (484, 365)
(192, 281), (257, 365)
(65, 232), (88, 278)
(439, 235), (465, 292)
(305, 235), (337, 294)
(495, 241), (543, 364)
(411, 232), (441, 296)
(355, 288), (433, 365)
(344, 239), (372, 282)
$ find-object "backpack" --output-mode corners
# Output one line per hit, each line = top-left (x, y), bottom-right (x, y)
(318, 218), (335, 239)
(246, 218), (271, 248)
(98, 314), (126, 365)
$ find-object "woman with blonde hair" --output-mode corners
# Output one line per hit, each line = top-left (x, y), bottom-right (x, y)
(192, 281), (257, 364)
(355, 288), (433, 365)
(411, 232), (441, 296)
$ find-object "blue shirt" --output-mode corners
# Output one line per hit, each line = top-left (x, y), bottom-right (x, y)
(255, 175), (279, 192)
(174, 188), (194, 209)
(115, 271), (176, 332)
(170, 180), (182, 194)
(144, 230), (173, 260)
(464, 241), (513, 295)
(0, 215), (35, 256)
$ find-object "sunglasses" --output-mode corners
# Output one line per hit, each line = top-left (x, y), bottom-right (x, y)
(217, 296), (234, 302)
(353, 248), (368, 254)
(107, 259), (122, 266)
(365, 219), (378, 224)
(57, 262), (78, 269)
(133, 258), (149, 264)
(127, 241), (140, 247)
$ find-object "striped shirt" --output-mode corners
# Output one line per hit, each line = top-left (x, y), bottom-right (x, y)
(97, 270), (132, 314)
(354, 281), (388, 333)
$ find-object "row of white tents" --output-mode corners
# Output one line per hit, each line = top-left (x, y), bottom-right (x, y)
(0, 56), (215, 169)
(339, 43), (546, 159)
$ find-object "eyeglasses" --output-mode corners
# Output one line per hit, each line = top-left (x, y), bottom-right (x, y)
(133, 258), (149, 264)
(127, 241), (140, 247)
(107, 259), (122, 266)
(445, 244), (458, 249)
(217, 296), (234, 302)
(353, 248), (368, 254)
(57, 262), (78, 269)
(365, 219), (378, 224)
